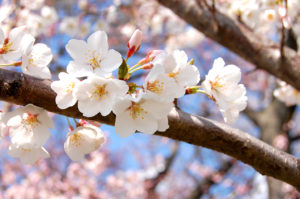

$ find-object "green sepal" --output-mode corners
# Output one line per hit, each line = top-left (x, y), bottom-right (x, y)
(118, 58), (130, 80)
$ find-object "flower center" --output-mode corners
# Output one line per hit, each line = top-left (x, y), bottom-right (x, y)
(87, 50), (101, 70)
(90, 84), (108, 100)
(168, 71), (179, 79)
(209, 76), (224, 90)
(21, 148), (32, 152)
(147, 80), (164, 94)
(70, 133), (82, 147)
(128, 102), (147, 120)
(22, 113), (39, 130)
(66, 82), (75, 94)
(0, 38), (13, 54)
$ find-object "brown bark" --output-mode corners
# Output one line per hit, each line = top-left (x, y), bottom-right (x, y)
(156, 0), (300, 91)
(1, 69), (300, 189)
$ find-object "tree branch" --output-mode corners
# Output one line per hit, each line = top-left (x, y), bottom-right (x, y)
(156, 0), (300, 91)
(0, 69), (300, 189)
(187, 159), (235, 199)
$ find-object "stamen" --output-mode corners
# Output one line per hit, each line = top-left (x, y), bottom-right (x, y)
(90, 84), (108, 100)
(70, 133), (82, 147)
(147, 80), (164, 94)
(128, 102), (147, 120)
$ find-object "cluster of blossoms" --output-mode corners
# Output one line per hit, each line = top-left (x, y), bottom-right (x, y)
(51, 29), (247, 138)
(216, 0), (298, 32)
(0, 0), (58, 37)
(0, 26), (247, 164)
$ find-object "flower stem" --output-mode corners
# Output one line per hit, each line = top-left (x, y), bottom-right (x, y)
(129, 63), (142, 71)
(129, 66), (144, 74)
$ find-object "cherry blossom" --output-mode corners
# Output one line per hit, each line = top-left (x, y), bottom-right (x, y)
(144, 64), (178, 102)
(66, 30), (122, 77)
(41, 6), (58, 25)
(113, 94), (173, 137)
(153, 50), (200, 98)
(64, 125), (105, 161)
(21, 34), (52, 79)
(3, 104), (53, 147)
(0, 26), (26, 62)
(74, 75), (129, 117)
(59, 17), (79, 37)
(273, 81), (300, 106)
(201, 57), (247, 123)
(8, 143), (50, 164)
(51, 72), (80, 109)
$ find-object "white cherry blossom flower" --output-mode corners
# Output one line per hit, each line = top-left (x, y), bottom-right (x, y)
(201, 57), (247, 123)
(78, 21), (91, 38)
(21, 34), (52, 79)
(273, 81), (300, 106)
(152, 50), (200, 98)
(51, 72), (80, 109)
(41, 6), (58, 25)
(64, 125), (105, 161)
(8, 143), (50, 164)
(3, 104), (54, 147)
(220, 89), (247, 123)
(20, 0), (45, 10)
(0, 26), (26, 62)
(23, 13), (45, 37)
(94, 19), (109, 32)
(113, 94), (173, 137)
(66, 30), (122, 77)
(144, 64), (178, 102)
(74, 75), (129, 117)
(59, 17), (79, 37)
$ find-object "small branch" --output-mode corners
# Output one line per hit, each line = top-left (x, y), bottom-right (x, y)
(187, 159), (235, 199)
(145, 142), (179, 198)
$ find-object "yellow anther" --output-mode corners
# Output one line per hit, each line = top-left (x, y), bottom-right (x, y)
(210, 76), (224, 90)
(90, 84), (108, 100)
(22, 113), (39, 130)
(147, 80), (164, 94)
(70, 133), (82, 147)
(66, 82), (75, 94)
(128, 102), (147, 120)
(21, 148), (32, 152)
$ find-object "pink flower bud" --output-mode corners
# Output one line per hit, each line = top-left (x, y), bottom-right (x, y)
(127, 29), (142, 59)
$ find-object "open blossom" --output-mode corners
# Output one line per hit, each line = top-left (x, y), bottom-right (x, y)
(3, 104), (54, 147)
(78, 21), (91, 38)
(8, 143), (50, 164)
(144, 64), (178, 102)
(0, 26), (26, 62)
(66, 30), (122, 77)
(113, 94), (173, 137)
(273, 81), (300, 106)
(41, 6), (58, 25)
(152, 50), (200, 98)
(59, 17), (79, 37)
(64, 125), (105, 161)
(51, 72), (80, 109)
(21, 34), (52, 79)
(74, 75), (129, 117)
(201, 57), (247, 123)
